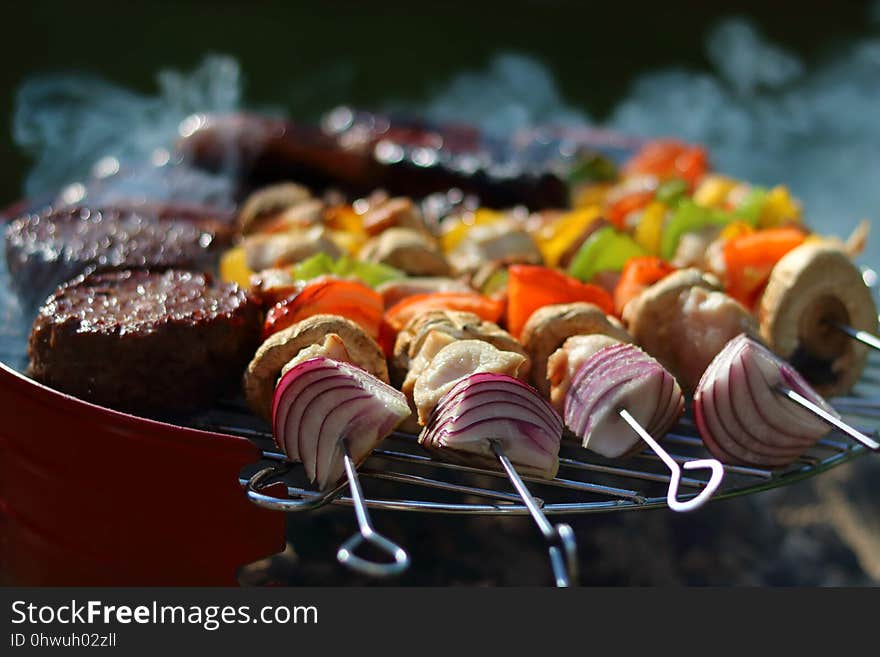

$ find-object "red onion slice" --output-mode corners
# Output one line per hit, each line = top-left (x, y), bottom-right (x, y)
(419, 373), (563, 479)
(563, 343), (684, 459)
(693, 334), (836, 467)
(272, 356), (410, 489)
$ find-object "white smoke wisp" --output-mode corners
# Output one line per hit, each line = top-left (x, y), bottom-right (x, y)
(13, 55), (243, 202)
(419, 16), (880, 263)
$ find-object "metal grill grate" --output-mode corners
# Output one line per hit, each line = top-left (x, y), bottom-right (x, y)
(187, 355), (880, 517)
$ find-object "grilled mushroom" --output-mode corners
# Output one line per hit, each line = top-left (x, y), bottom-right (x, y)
(759, 243), (878, 397)
(359, 227), (451, 276)
(238, 182), (313, 234)
(520, 302), (632, 398)
(361, 197), (427, 236)
(624, 268), (757, 391)
(244, 314), (388, 419)
(243, 226), (342, 271)
(447, 220), (541, 273)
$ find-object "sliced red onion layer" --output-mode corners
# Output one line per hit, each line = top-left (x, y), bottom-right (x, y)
(419, 373), (563, 479)
(693, 333), (837, 467)
(564, 343), (684, 458)
(272, 356), (410, 490)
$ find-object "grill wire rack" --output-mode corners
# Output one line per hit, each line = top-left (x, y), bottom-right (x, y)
(187, 354), (880, 517)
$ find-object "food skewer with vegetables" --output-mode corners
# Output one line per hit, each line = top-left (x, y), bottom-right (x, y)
(504, 266), (724, 508)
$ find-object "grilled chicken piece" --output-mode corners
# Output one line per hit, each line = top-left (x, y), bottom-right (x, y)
(546, 334), (622, 413)
(447, 220), (541, 273)
(376, 276), (474, 308)
(624, 268), (757, 391)
(520, 302), (632, 398)
(244, 314), (388, 419)
(391, 309), (529, 386)
(238, 182), (313, 234)
(396, 330), (458, 433)
(759, 243), (877, 397)
(413, 340), (528, 425)
(359, 227), (451, 276)
(362, 197), (427, 236)
(243, 225), (342, 271)
(279, 333), (352, 378)
(671, 225), (722, 269)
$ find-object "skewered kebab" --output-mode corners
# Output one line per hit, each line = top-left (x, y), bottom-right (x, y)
(244, 312), (412, 576)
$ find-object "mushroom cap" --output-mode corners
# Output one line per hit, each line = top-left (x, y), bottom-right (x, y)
(244, 314), (389, 420)
(391, 309), (529, 386)
(759, 242), (878, 397)
(359, 227), (451, 277)
(238, 182), (313, 234)
(521, 302), (632, 398)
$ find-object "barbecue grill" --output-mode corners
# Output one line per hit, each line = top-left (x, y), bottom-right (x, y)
(3, 282), (876, 586)
(1, 115), (878, 587)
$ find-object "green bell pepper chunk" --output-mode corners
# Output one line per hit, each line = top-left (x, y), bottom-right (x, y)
(655, 178), (689, 206)
(731, 187), (767, 227)
(292, 252), (336, 281)
(660, 200), (732, 261)
(568, 153), (618, 187)
(568, 225), (646, 282)
(292, 253), (404, 288)
(332, 256), (404, 288)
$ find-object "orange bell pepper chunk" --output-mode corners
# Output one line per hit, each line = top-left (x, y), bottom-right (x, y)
(723, 227), (807, 309)
(624, 140), (709, 187)
(506, 264), (614, 339)
(613, 256), (676, 316)
(262, 278), (383, 341)
(383, 292), (504, 335)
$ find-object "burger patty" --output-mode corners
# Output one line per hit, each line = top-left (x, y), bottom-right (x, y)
(28, 269), (262, 414)
(4, 206), (230, 309)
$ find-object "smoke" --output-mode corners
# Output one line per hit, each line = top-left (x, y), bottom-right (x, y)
(12, 55), (244, 206)
(9, 12), (880, 261)
(417, 14), (880, 262)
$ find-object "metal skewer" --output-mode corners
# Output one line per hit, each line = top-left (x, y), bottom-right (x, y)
(833, 323), (880, 352)
(489, 440), (578, 588)
(244, 439), (411, 577)
(618, 409), (724, 512)
(776, 386), (880, 451)
(336, 439), (411, 577)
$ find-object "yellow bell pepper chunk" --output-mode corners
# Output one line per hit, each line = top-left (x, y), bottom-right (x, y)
(327, 229), (366, 255)
(758, 185), (802, 228)
(220, 246), (254, 288)
(633, 201), (667, 255)
(719, 221), (754, 241)
(325, 205), (365, 234)
(572, 182), (612, 209)
(693, 175), (738, 208)
(440, 208), (506, 253)
(536, 206), (602, 267)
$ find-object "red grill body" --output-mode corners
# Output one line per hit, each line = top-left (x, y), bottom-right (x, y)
(0, 362), (285, 585)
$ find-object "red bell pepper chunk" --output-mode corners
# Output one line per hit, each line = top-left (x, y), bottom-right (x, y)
(723, 227), (807, 309)
(624, 139), (709, 187)
(383, 292), (504, 335)
(613, 256), (676, 316)
(262, 277), (383, 340)
(506, 264), (614, 338)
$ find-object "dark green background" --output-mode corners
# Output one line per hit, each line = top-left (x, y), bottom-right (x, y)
(0, 0), (875, 206)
